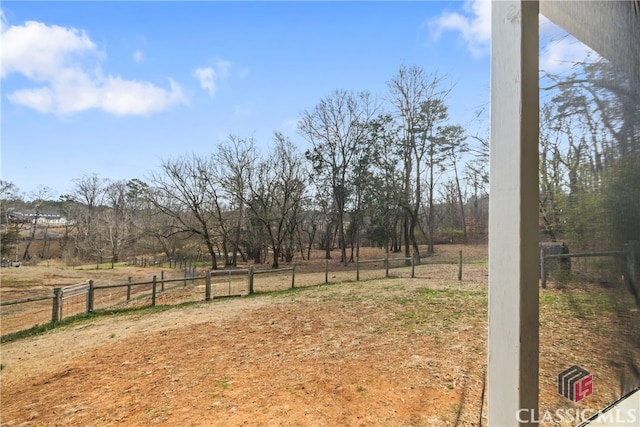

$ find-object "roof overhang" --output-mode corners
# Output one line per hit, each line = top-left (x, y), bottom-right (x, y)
(540, 0), (640, 82)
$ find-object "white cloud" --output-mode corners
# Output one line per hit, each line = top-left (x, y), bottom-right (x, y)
(430, 0), (491, 58)
(193, 58), (241, 97)
(1, 18), (187, 116)
(1, 20), (98, 80)
(5, 86), (55, 113)
(430, 1), (599, 71)
(132, 49), (144, 63)
(193, 66), (217, 96)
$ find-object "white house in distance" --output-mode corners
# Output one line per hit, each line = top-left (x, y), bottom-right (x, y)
(7, 211), (73, 226)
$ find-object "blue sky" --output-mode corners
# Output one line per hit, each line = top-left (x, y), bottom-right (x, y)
(1, 1), (593, 199)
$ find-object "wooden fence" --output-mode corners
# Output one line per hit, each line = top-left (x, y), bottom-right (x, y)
(2, 251), (464, 336)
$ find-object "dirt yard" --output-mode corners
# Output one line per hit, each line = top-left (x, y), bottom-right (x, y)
(1, 244), (637, 426)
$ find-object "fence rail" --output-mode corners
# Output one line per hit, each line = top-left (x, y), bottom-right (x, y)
(0, 295), (53, 306)
(540, 242), (638, 288)
(1, 250), (468, 336)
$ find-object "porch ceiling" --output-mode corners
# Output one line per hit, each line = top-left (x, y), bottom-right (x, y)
(540, 0), (640, 82)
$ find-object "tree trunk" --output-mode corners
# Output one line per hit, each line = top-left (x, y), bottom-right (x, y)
(338, 210), (347, 266)
(272, 246), (280, 269)
(427, 150), (436, 255)
(205, 239), (218, 270)
(23, 220), (38, 261)
(231, 202), (243, 267)
(453, 161), (468, 244)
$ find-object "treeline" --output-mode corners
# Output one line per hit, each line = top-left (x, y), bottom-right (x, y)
(1, 65), (489, 268)
(2, 60), (637, 267)
(538, 59), (640, 252)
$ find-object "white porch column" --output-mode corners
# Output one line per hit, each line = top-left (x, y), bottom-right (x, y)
(488, 1), (539, 426)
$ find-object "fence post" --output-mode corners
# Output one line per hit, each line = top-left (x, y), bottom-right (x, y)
(356, 257), (360, 281)
(152, 275), (157, 307)
(228, 270), (232, 296)
(325, 259), (329, 284)
(52, 287), (62, 322)
(205, 270), (211, 301)
(291, 264), (296, 289)
(161, 271), (165, 292)
(458, 251), (463, 281)
(385, 251), (389, 277)
(127, 276), (132, 301)
(192, 266), (196, 285)
(411, 253), (415, 279)
(87, 280), (94, 313)
(249, 266), (254, 294)
(183, 269), (187, 287)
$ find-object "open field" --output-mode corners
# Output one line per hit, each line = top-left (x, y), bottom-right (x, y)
(1, 244), (638, 426)
(0, 245), (487, 336)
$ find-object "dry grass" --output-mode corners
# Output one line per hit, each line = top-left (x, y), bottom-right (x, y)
(1, 243), (638, 426)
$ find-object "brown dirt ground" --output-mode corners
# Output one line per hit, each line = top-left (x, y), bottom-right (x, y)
(1, 244), (638, 426)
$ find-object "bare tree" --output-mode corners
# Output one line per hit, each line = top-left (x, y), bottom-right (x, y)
(146, 155), (225, 269)
(101, 179), (139, 263)
(244, 133), (307, 268)
(70, 174), (106, 260)
(540, 58), (640, 248)
(299, 89), (378, 265)
(22, 185), (53, 260)
(0, 180), (20, 202)
(442, 125), (468, 243)
(215, 135), (257, 265)
(388, 65), (451, 259)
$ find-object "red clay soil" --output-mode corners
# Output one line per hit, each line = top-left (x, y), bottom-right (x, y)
(2, 245), (635, 426)
(1, 267), (488, 426)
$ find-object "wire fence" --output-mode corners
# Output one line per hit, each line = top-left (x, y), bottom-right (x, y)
(1, 251), (470, 337)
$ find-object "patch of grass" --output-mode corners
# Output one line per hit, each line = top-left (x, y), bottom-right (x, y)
(540, 287), (632, 320)
(96, 300), (207, 317)
(218, 376), (231, 390)
(247, 285), (311, 298)
(0, 277), (35, 287)
(2, 275), (487, 344)
(391, 287), (487, 330)
(1, 312), (98, 344)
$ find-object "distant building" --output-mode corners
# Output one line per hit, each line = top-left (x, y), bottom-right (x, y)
(7, 212), (74, 226)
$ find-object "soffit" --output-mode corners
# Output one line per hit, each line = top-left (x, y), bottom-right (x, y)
(540, 0), (640, 82)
